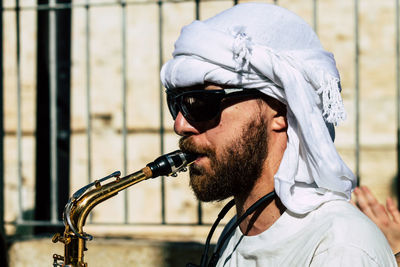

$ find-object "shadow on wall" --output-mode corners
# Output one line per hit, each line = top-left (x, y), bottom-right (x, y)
(15, 209), (35, 236)
(83, 239), (215, 267)
(3, 209), (37, 267)
(158, 241), (214, 267)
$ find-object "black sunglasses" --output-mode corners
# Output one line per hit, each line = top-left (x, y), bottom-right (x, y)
(166, 88), (262, 122)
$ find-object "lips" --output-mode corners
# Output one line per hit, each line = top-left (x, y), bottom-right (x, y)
(182, 150), (206, 162)
(179, 137), (212, 165)
(180, 148), (208, 166)
(193, 154), (207, 164)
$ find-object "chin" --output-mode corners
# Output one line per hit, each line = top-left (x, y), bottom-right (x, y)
(189, 174), (213, 202)
(190, 176), (232, 203)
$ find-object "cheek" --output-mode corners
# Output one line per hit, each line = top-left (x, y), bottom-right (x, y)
(203, 99), (261, 152)
(204, 114), (242, 153)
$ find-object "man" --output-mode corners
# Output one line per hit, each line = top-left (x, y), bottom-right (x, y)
(161, 3), (396, 266)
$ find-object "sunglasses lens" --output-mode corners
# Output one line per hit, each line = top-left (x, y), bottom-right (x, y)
(167, 95), (179, 119)
(181, 92), (220, 122)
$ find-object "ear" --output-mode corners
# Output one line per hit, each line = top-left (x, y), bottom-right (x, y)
(259, 95), (287, 132)
(271, 114), (287, 132)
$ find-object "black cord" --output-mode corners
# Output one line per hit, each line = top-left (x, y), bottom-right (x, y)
(186, 191), (277, 267)
(199, 198), (236, 267)
(206, 191), (276, 267)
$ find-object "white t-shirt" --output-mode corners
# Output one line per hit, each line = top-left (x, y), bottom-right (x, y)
(216, 200), (396, 267)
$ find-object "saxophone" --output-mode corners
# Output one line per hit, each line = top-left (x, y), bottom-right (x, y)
(52, 150), (196, 267)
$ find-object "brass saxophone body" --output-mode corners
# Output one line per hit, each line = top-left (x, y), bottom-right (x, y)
(52, 150), (196, 267)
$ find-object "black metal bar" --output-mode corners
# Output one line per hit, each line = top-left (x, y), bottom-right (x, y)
(35, 0), (71, 234)
(0, 2), (6, 267)
(0, 0), (3, 236)
(84, 0), (93, 224)
(197, 199), (203, 225)
(16, 0), (23, 224)
(121, 0), (128, 224)
(194, 0), (203, 225)
(34, 0), (51, 233)
(55, 0), (71, 225)
(195, 0), (200, 20)
(158, 0), (166, 224)
(313, 0), (317, 34)
(396, 0), (400, 206)
(354, 0), (360, 187)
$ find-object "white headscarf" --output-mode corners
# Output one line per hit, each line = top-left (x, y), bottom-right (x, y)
(161, 3), (356, 214)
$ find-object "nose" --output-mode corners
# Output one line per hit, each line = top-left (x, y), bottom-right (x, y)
(174, 112), (199, 136)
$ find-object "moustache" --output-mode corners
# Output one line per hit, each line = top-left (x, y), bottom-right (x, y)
(179, 137), (215, 157)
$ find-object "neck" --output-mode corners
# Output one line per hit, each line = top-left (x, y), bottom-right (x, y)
(235, 133), (287, 236)
(235, 184), (284, 236)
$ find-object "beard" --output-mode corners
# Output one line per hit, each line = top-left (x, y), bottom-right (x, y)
(179, 116), (269, 202)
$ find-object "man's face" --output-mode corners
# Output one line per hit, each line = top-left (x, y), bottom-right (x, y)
(173, 84), (272, 202)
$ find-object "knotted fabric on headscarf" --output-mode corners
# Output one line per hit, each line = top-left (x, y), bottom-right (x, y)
(161, 3), (356, 214)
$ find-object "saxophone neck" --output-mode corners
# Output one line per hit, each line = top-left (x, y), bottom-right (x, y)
(67, 169), (148, 240)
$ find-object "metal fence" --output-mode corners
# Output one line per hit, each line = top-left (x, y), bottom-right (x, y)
(1, 0), (400, 237)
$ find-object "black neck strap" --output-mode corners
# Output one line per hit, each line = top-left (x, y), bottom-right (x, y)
(187, 190), (276, 267)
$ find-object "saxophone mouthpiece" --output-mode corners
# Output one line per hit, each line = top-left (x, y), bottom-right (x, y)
(146, 150), (196, 178)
